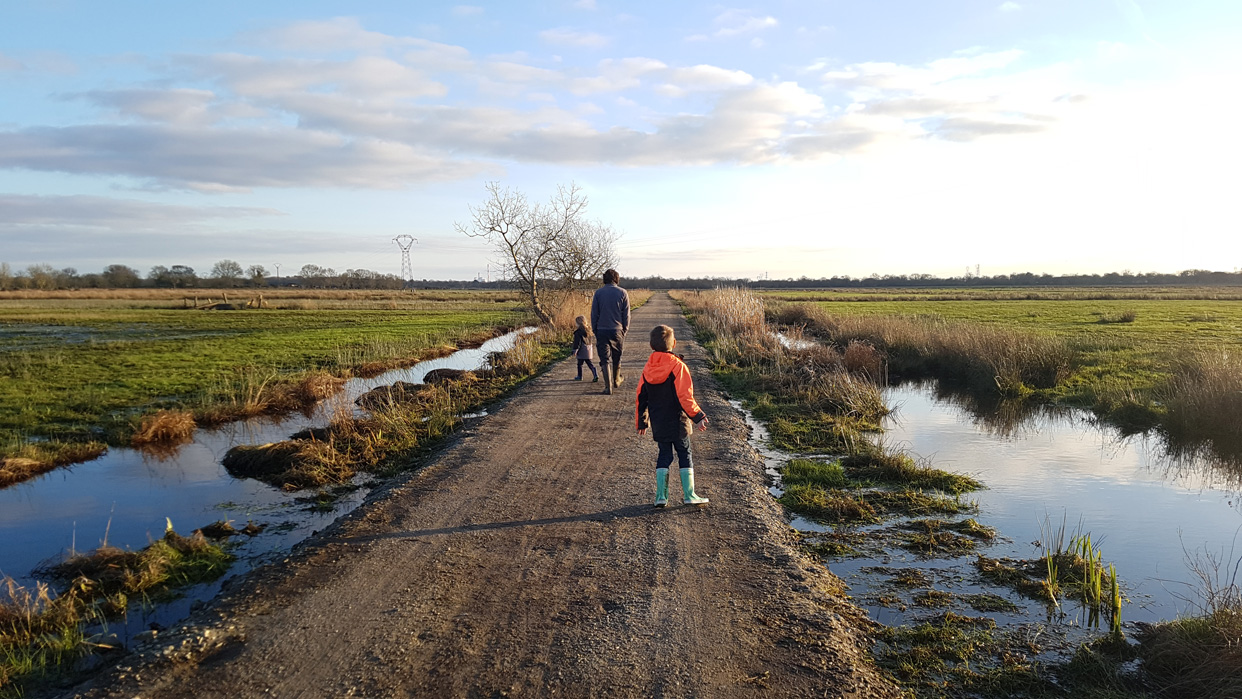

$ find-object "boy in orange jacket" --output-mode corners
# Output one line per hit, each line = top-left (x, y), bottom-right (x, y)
(636, 325), (709, 507)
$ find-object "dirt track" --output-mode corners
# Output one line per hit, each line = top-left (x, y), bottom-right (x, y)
(61, 292), (898, 698)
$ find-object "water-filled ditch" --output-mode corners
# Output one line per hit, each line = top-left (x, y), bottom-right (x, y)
(737, 380), (1242, 641)
(0, 327), (536, 635)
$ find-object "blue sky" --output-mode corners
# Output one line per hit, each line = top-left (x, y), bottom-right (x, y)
(1, 1), (1239, 280)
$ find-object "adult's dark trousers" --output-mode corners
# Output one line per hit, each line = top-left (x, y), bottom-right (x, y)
(595, 330), (624, 378)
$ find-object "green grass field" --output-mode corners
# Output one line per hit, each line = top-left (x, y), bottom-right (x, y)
(762, 288), (1242, 398)
(0, 290), (530, 453)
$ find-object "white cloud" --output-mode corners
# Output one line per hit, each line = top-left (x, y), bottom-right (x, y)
(250, 17), (403, 52)
(182, 54), (447, 101)
(711, 10), (778, 38)
(999, 2), (1021, 12)
(74, 88), (223, 126)
(539, 27), (611, 48)
(453, 5), (484, 17)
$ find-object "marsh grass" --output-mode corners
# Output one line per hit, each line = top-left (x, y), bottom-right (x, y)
(771, 302), (1075, 397)
(1, 527), (232, 694)
(1158, 349), (1242, 458)
(0, 441), (107, 488)
(842, 446), (984, 495)
(898, 518), (997, 556)
(222, 325), (570, 491)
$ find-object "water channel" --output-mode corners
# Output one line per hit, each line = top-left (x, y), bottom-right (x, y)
(0, 328), (535, 634)
(741, 381), (1242, 636)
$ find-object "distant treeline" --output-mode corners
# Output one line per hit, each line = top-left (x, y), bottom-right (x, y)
(2, 262), (1241, 291)
(0, 262), (407, 291)
(626, 269), (1242, 289)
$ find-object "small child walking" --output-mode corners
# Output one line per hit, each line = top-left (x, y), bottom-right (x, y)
(571, 315), (599, 382)
(635, 324), (709, 507)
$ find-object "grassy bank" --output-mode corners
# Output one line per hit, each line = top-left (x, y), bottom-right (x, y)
(0, 289), (530, 483)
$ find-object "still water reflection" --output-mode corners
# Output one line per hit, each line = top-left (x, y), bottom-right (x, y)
(741, 382), (1242, 630)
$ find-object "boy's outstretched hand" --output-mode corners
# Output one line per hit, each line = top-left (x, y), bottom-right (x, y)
(698, 416), (709, 431)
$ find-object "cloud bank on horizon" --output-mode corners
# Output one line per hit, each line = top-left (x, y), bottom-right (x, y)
(0, 1), (1239, 280)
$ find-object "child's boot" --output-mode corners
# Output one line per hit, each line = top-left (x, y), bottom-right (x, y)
(591, 365), (599, 382)
(654, 468), (669, 507)
(574, 369), (582, 381)
(680, 468), (709, 505)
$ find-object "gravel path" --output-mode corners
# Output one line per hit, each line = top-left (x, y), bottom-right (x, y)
(60, 292), (898, 698)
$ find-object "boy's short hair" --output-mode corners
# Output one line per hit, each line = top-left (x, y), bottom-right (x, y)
(650, 324), (675, 352)
(602, 269), (620, 285)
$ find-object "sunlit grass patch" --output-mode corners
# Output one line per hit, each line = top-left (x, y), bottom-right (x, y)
(843, 447), (984, 495)
(781, 458), (848, 489)
(779, 484), (880, 524)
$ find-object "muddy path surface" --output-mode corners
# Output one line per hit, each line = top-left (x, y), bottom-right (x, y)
(58, 293), (898, 699)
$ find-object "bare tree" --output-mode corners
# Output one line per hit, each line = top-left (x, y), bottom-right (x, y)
(456, 182), (616, 323)
(545, 219), (619, 291)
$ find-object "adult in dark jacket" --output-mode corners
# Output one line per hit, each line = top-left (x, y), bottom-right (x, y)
(590, 268), (630, 395)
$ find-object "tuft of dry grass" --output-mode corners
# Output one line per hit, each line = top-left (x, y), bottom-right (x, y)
(130, 410), (196, 446)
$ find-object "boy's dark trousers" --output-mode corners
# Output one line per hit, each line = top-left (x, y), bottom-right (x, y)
(655, 437), (693, 471)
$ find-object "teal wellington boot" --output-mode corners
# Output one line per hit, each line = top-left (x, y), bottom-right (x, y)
(654, 468), (669, 507)
(680, 468), (709, 505)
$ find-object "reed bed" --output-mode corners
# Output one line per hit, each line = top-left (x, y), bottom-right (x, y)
(1158, 349), (1242, 457)
(770, 302), (1075, 397)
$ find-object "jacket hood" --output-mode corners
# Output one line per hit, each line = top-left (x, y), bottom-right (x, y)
(641, 351), (681, 383)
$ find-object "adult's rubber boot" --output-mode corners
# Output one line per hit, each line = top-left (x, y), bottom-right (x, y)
(601, 369), (613, 395)
(654, 468), (669, 507)
(613, 365), (624, 388)
(680, 468), (709, 505)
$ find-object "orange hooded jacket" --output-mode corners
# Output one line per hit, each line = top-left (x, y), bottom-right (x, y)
(635, 351), (706, 442)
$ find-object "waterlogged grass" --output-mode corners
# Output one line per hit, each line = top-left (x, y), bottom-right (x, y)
(843, 447), (984, 496)
(0, 290), (528, 472)
(1, 528), (233, 695)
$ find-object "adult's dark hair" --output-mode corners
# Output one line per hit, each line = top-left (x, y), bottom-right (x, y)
(602, 269), (620, 285)
(650, 324), (674, 352)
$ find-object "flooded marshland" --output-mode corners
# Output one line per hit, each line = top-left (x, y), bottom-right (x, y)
(742, 381), (1242, 633)
(0, 328), (535, 634)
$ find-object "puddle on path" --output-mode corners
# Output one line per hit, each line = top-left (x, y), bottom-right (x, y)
(0, 327), (536, 634)
(734, 382), (1242, 641)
